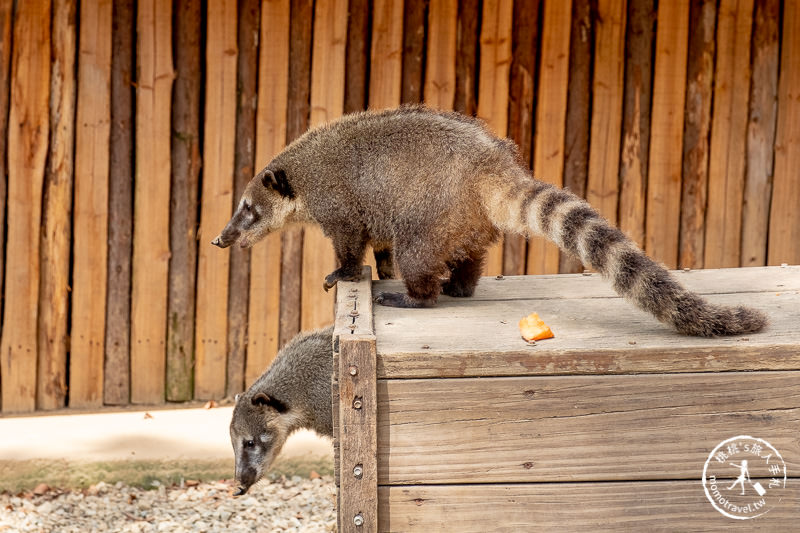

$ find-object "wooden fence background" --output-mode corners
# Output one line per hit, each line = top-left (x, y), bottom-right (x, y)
(0, 0), (798, 413)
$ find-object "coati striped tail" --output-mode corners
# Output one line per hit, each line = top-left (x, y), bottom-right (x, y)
(485, 180), (767, 337)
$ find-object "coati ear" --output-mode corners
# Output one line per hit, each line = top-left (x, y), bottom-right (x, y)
(260, 169), (295, 198)
(251, 392), (288, 413)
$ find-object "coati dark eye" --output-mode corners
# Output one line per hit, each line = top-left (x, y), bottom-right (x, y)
(244, 202), (251, 211)
(244, 439), (255, 448)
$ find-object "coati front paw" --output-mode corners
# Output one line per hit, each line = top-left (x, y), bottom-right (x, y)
(373, 292), (436, 308)
(323, 268), (362, 292)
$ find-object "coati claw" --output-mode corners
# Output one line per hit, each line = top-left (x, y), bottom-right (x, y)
(233, 486), (247, 497)
(323, 278), (337, 292)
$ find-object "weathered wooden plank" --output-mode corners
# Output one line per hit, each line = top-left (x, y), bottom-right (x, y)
(334, 266), (375, 340)
(166, 0), (202, 402)
(38, 0), (76, 410)
(401, 0), (428, 104)
(678, 0), (715, 269)
(704, 0), (754, 269)
(369, 0), (403, 109)
(0, 0), (12, 313)
(104, 0), (135, 405)
(377, 371), (800, 484)
(477, 0), (513, 276)
(226, 0), (260, 398)
(586, 0), (626, 225)
(741, 0), (780, 267)
(301, 0), (348, 333)
(246, 0), (289, 387)
(504, 0), (539, 276)
(527, 0), (571, 275)
(344, 0), (371, 112)
(70, 0), (112, 408)
(559, 0), (591, 274)
(453, 0), (479, 115)
(423, 0), (457, 110)
(618, 0), (655, 249)
(380, 481), (800, 531)
(767, 0), (800, 265)
(645, 0), (689, 268)
(1, 0), (51, 413)
(338, 336), (378, 533)
(194, 0), (237, 400)
(131, 0), (173, 404)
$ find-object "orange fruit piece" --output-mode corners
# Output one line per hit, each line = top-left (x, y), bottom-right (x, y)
(518, 313), (554, 341)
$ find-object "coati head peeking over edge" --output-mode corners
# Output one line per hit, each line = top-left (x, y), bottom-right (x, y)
(212, 167), (307, 249)
(229, 327), (333, 496)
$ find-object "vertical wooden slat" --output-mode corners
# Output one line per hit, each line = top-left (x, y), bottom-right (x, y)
(505, 0), (540, 276)
(195, 0), (237, 400)
(131, 0), (173, 404)
(644, 0), (690, 269)
(246, 0), (289, 387)
(104, 0), (135, 405)
(345, 0), (372, 112)
(704, 0), (754, 269)
(0, 0), (51, 413)
(768, 0), (800, 265)
(678, 0), (716, 269)
(70, 0), (112, 408)
(0, 0), (12, 312)
(166, 0), (202, 402)
(301, 0), (348, 332)
(38, 0), (76, 410)
(559, 0), (592, 274)
(227, 0), (260, 397)
(369, 0), (404, 109)
(618, 0), (655, 250)
(477, 0), (514, 276)
(741, 0), (779, 267)
(527, 0), (571, 275)
(424, 0), (457, 110)
(586, 0), (626, 224)
(402, 0), (428, 104)
(454, 0), (480, 116)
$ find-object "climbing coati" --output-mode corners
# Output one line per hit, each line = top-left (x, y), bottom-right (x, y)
(212, 105), (766, 337)
(229, 327), (332, 496)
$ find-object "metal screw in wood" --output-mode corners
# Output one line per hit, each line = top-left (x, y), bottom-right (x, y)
(353, 464), (363, 478)
(353, 514), (364, 527)
(349, 365), (358, 376)
(352, 397), (363, 410)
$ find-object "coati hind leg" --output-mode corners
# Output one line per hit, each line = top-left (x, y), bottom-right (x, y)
(441, 251), (484, 297)
(374, 241), (440, 308)
(323, 231), (368, 291)
(373, 246), (395, 280)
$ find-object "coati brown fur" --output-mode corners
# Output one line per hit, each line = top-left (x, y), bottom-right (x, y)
(229, 327), (332, 496)
(213, 105), (767, 337)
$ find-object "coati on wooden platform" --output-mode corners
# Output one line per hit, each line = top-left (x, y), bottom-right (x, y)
(229, 327), (332, 496)
(212, 105), (766, 337)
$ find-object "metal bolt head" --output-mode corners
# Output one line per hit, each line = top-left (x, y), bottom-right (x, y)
(352, 397), (363, 410)
(353, 464), (363, 478)
(353, 513), (364, 527)
(349, 365), (358, 376)
(349, 309), (360, 317)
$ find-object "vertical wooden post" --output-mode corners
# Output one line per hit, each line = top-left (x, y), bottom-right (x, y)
(105, 0), (135, 405)
(586, 0), (626, 225)
(227, 0), (260, 396)
(678, 0), (715, 269)
(741, 0), (780, 267)
(704, 0), (754, 269)
(71, 0), (112, 408)
(527, 0), (571, 275)
(166, 0), (202, 402)
(345, 0), (372, 113)
(0, 0), (13, 314)
(1, 0), (51, 413)
(645, 0), (689, 269)
(195, 0), (238, 399)
(424, 0), (457, 110)
(246, 0), (289, 386)
(768, 0), (800, 265)
(560, 0), (592, 274)
(131, 0), (173, 404)
(370, 0), (404, 109)
(301, 0), (348, 333)
(402, 0), (428, 105)
(477, 0), (513, 276)
(454, 0), (480, 116)
(38, 0), (76, 410)
(618, 0), (655, 250)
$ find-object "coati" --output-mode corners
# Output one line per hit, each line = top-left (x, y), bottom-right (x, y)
(229, 327), (332, 496)
(212, 105), (766, 337)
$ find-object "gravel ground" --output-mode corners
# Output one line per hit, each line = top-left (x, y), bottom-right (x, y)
(0, 476), (337, 532)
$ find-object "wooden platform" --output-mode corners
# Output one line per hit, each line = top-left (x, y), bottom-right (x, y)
(332, 266), (800, 532)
